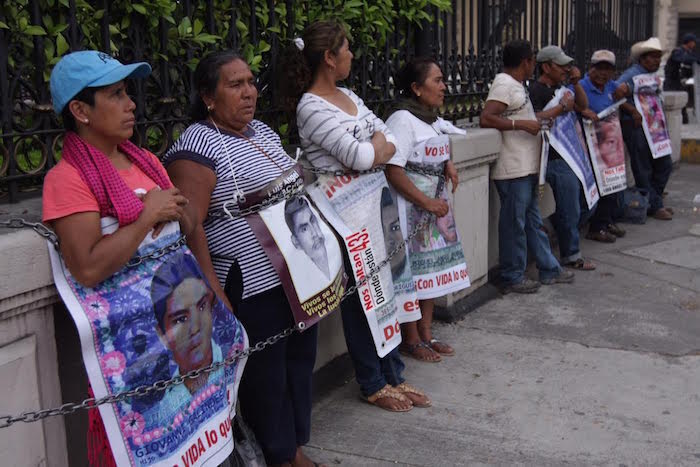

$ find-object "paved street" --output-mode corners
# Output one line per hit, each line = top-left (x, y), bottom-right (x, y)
(306, 164), (700, 466)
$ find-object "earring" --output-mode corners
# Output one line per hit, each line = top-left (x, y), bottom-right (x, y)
(416, 92), (421, 97)
(83, 119), (89, 124)
(207, 105), (213, 112)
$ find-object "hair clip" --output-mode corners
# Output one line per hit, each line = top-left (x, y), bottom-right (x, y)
(293, 37), (305, 51)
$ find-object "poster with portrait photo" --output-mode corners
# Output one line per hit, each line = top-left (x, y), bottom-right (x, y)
(308, 170), (413, 357)
(583, 109), (627, 196)
(633, 73), (672, 159)
(48, 220), (248, 467)
(243, 166), (346, 331)
(398, 135), (470, 300)
(382, 186), (421, 323)
(544, 88), (600, 209)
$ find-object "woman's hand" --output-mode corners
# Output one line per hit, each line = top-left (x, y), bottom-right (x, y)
(423, 197), (449, 217)
(445, 160), (459, 193)
(371, 131), (396, 165)
(139, 187), (189, 238)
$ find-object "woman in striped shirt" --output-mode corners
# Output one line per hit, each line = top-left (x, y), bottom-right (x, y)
(164, 51), (322, 467)
(281, 21), (431, 412)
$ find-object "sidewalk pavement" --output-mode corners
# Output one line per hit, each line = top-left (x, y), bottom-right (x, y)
(305, 163), (700, 466)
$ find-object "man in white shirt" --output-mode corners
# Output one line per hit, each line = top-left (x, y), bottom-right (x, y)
(480, 40), (574, 294)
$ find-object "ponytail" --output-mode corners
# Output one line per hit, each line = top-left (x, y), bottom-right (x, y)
(279, 20), (348, 114)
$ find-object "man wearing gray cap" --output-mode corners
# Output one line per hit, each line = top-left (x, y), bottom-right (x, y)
(664, 32), (699, 123)
(528, 45), (595, 272)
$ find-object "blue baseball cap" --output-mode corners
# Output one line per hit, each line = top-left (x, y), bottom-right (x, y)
(50, 50), (151, 113)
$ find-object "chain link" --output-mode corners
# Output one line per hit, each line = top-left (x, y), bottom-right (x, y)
(0, 327), (295, 429)
(0, 163), (447, 428)
(0, 218), (60, 249)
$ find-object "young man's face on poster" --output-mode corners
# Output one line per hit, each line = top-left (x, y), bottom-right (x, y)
(159, 278), (215, 375)
(380, 188), (407, 277)
(596, 120), (625, 167)
(287, 198), (330, 277)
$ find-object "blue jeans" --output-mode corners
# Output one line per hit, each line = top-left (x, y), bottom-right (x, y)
(341, 287), (405, 397)
(621, 121), (672, 213)
(546, 159), (583, 264)
(494, 175), (562, 285)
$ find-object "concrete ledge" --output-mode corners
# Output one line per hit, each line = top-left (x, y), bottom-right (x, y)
(434, 282), (500, 322)
(664, 91), (688, 164)
(451, 128), (502, 165)
(663, 90), (688, 110)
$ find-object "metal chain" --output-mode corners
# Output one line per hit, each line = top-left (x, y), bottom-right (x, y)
(0, 165), (447, 428)
(125, 235), (188, 267)
(0, 327), (295, 429)
(0, 218), (60, 250)
(207, 182), (306, 219)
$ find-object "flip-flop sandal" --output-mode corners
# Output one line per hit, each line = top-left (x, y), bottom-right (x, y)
(361, 384), (413, 412)
(394, 382), (432, 408)
(399, 341), (442, 362)
(427, 338), (455, 356)
(565, 258), (596, 271)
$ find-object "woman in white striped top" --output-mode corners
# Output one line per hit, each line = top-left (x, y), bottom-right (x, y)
(281, 21), (431, 412)
(164, 51), (322, 467)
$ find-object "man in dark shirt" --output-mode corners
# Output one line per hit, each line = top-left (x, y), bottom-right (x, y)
(664, 32), (698, 123)
(529, 45), (596, 271)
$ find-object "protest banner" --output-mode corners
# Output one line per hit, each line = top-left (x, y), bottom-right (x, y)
(308, 171), (417, 357)
(399, 135), (470, 299)
(583, 107), (627, 196)
(244, 166), (346, 330)
(633, 73), (672, 159)
(539, 132), (550, 187)
(49, 220), (248, 467)
(543, 88), (600, 209)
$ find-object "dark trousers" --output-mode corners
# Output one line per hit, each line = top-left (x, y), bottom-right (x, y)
(589, 192), (620, 231)
(340, 271), (405, 398)
(621, 120), (672, 213)
(232, 286), (317, 464)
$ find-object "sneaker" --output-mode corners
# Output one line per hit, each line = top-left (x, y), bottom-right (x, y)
(586, 229), (616, 243)
(501, 279), (541, 294)
(606, 223), (626, 238)
(541, 269), (575, 285)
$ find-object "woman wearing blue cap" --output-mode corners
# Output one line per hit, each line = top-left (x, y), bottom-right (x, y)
(42, 51), (227, 466)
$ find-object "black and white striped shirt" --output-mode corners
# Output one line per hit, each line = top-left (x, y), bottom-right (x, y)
(163, 120), (295, 299)
(297, 88), (398, 171)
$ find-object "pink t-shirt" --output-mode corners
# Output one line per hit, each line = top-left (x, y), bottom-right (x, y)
(42, 151), (170, 223)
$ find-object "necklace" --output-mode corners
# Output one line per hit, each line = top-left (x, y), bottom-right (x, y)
(228, 127), (286, 171)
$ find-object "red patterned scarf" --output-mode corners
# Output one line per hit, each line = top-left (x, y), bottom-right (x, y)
(62, 131), (171, 226)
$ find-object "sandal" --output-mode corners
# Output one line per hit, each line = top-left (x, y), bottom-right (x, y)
(399, 341), (442, 362)
(565, 258), (596, 271)
(427, 338), (455, 356)
(394, 382), (432, 408)
(362, 384), (413, 412)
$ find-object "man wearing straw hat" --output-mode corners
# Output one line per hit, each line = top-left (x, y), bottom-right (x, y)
(616, 37), (674, 221)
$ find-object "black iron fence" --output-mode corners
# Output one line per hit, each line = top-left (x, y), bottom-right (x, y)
(1, 0), (653, 203)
